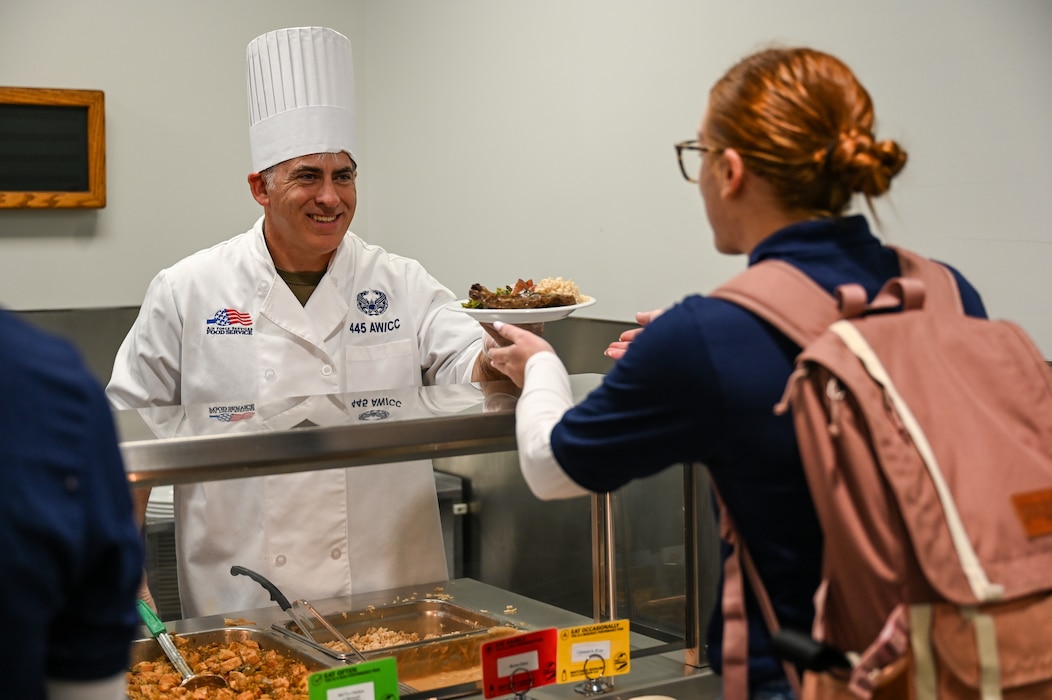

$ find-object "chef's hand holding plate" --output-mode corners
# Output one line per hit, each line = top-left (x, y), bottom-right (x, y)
(604, 308), (665, 360)
(487, 321), (556, 388)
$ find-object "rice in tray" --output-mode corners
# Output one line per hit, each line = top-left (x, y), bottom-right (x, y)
(322, 625), (431, 652)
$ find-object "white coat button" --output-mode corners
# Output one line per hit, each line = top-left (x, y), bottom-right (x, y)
(264, 369), (276, 381)
(330, 548), (342, 560)
(321, 365), (333, 376)
(275, 554), (287, 567)
(257, 281), (269, 293)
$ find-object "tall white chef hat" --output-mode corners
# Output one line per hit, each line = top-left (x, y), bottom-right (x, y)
(246, 26), (357, 172)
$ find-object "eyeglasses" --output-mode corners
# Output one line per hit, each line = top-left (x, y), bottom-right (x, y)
(675, 139), (721, 183)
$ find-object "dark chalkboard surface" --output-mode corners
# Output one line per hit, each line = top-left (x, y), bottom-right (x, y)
(0, 87), (105, 208)
(0, 104), (89, 191)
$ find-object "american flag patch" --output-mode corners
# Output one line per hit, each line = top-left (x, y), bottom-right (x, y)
(206, 308), (253, 326)
(209, 411), (255, 422)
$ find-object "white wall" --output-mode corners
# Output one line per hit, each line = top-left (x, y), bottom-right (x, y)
(0, 0), (368, 307)
(3, 1), (1051, 353)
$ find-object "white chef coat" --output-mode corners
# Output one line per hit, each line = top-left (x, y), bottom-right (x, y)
(108, 216), (484, 617)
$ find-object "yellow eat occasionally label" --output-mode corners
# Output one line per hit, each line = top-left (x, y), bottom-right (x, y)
(555, 620), (630, 684)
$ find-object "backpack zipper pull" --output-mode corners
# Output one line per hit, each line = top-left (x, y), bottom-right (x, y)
(775, 366), (845, 438)
(826, 377), (845, 438)
(774, 366), (809, 416)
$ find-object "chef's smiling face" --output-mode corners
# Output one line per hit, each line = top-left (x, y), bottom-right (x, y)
(249, 151), (358, 272)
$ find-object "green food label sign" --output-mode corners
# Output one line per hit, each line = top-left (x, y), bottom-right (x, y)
(308, 657), (400, 700)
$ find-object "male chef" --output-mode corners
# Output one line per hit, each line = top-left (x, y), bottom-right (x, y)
(108, 26), (503, 617)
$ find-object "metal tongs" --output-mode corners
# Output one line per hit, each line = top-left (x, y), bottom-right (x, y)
(292, 593), (418, 694)
(290, 598), (368, 662)
(229, 565), (319, 643)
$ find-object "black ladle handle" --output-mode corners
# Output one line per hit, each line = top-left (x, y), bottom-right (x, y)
(230, 565), (293, 611)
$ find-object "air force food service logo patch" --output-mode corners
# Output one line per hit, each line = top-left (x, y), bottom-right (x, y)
(357, 290), (388, 316)
(205, 308), (254, 335)
(208, 403), (256, 422)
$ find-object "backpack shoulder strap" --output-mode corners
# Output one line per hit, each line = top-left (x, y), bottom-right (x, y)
(889, 246), (964, 315)
(715, 486), (804, 700)
(711, 260), (838, 347)
(711, 248), (965, 346)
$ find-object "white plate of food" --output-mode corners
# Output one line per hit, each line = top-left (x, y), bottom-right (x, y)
(447, 297), (596, 324)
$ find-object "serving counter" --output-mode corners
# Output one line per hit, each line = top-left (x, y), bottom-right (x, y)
(116, 376), (722, 699)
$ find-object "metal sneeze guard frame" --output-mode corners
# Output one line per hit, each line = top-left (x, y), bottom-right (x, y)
(115, 374), (717, 697)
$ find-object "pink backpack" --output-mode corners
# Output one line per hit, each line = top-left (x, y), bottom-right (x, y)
(710, 247), (1052, 699)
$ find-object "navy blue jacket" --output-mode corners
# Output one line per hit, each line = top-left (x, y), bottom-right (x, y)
(549, 216), (986, 684)
(0, 309), (143, 698)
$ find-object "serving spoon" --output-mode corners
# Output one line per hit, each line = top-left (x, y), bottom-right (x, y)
(136, 600), (229, 690)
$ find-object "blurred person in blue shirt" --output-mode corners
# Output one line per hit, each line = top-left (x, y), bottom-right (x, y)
(0, 308), (143, 700)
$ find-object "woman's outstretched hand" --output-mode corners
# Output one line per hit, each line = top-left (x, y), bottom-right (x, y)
(486, 321), (556, 388)
(604, 309), (665, 360)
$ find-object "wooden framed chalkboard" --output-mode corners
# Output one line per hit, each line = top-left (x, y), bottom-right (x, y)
(0, 87), (106, 208)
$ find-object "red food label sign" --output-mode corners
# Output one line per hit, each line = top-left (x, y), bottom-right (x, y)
(480, 628), (558, 698)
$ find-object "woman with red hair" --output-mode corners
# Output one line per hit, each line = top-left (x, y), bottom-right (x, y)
(488, 47), (987, 700)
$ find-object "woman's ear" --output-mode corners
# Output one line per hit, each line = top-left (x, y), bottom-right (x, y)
(719, 148), (746, 200)
(247, 172), (269, 206)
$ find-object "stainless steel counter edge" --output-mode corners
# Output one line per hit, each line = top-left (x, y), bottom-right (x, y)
(116, 375), (604, 487)
(121, 411), (517, 486)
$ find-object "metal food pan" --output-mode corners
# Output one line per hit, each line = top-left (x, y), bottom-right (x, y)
(275, 599), (512, 656)
(272, 600), (520, 695)
(378, 625), (520, 692)
(273, 622), (521, 695)
(128, 626), (335, 670)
